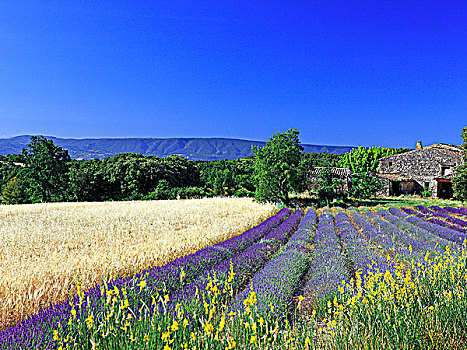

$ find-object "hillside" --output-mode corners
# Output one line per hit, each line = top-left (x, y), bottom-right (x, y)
(0, 136), (355, 160)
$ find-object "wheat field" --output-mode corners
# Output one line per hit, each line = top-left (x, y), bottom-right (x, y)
(0, 198), (276, 330)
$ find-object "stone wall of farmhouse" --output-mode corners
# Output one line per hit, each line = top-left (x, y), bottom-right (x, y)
(379, 147), (462, 177)
(376, 177), (390, 197)
(378, 146), (463, 197)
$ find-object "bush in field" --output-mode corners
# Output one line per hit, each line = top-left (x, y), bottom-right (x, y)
(176, 186), (210, 199)
(143, 180), (176, 200)
(143, 182), (211, 200)
(252, 128), (303, 205)
(1, 177), (25, 204)
(232, 187), (254, 198)
(453, 127), (467, 202)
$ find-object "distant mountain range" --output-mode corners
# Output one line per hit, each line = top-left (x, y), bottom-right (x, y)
(0, 135), (356, 161)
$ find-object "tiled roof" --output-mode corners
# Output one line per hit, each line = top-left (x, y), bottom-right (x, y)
(433, 143), (463, 151)
(379, 143), (462, 161)
(309, 167), (351, 177)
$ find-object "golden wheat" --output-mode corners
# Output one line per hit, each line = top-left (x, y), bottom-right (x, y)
(0, 198), (276, 330)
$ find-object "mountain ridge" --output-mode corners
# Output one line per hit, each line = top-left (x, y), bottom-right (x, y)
(0, 135), (356, 161)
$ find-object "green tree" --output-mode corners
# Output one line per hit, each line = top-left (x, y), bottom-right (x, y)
(21, 136), (71, 202)
(252, 129), (303, 205)
(295, 152), (342, 193)
(197, 158), (255, 196)
(311, 167), (346, 206)
(68, 159), (110, 201)
(1, 177), (25, 204)
(339, 146), (407, 173)
(348, 172), (383, 199)
(339, 146), (407, 200)
(453, 127), (467, 202)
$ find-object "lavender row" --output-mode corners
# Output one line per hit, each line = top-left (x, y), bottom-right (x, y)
(421, 206), (467, 227)
(350, 211), (396, 251)
(304, 212), (348, 299)
(229, 209), (316, 316)
(428, 206), (449, 213)
(166, 210), (304, 317)
(376, 210), (450, 252)
(335, 212), (391, 279)
(440, 206), (467, 217)
(428, 217), (467, 234)
(121, 207), (292, 293)
(389, 207), (465, 245)
(0, 208), (292, 349)
(401, 207), (430, 219)
(364, 211), (435, 262)
(403, 206), (466, 234)
(413, 206), (467, 233)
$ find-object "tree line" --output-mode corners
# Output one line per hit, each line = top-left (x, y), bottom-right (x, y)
(0, 133), (411, 206)
(0, 135), (338, 204)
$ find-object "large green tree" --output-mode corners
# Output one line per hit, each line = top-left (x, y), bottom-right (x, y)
(252, 129), (303, 205)
(339, 146), (407, 173)
(21, 136), (71, 202)
(453, 127), (467, 202)
(198, 158), (255, 196)
(339, 146), (406, 199)
(68, 159), (110, 201)
(348, 172), (383, 199)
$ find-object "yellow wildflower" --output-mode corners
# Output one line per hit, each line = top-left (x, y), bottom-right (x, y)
(171, 320), (179, 332)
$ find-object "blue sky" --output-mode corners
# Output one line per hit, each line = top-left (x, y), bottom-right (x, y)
(0, 1), (466, 148)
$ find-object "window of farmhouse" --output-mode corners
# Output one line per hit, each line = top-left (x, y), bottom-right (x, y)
(441, 166), (452, 176)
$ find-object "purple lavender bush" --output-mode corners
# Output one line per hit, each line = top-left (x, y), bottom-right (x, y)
(166, 209), (304, 317)
(376, 210), (450, 251)
(335, 212), (391, 280)
(229, 209), (315, 316)
(303, 212), (348, 299)
(389, 207), (466, 245)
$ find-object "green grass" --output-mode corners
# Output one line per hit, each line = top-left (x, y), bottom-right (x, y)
(354, 196), (465, 211)
(290, 193), (466, 210)
(361, 195), (465, 207)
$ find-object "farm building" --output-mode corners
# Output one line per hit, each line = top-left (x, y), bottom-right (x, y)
(377, 141), (463, 198)
(308, 167), (351, 193)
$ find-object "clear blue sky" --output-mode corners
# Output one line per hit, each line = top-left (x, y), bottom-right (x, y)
(1, 1), (466, 148)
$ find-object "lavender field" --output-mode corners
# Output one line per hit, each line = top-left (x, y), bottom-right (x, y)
(2, 205), (467, 349)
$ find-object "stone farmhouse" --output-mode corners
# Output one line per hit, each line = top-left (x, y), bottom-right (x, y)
(377, 141), (463, 199)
